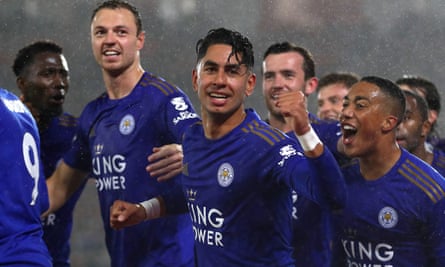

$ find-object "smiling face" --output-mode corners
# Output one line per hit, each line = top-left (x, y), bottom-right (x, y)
(317, 83), (349, 121)
(262, 52), (310, 118)
(192, 44), (256, 121)
(17, 51), (69, 117)
(90, 7), (144, 75)
(340, 81), (396, 158)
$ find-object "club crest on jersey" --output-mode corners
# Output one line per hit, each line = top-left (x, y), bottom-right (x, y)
(378, 206), (398, 229)
(119, 114), (135, 135)
(217, 163), (234, 187)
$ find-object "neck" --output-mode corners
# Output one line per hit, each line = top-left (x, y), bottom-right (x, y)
(268, 112), (292, 133)
(103, 64), (144, 99)
(359, 141), (401, 180)
(202, 108), (247, 139)
(411, 141), (434, 165)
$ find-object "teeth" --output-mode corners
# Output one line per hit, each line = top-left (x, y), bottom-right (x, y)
(210, 93), (227, 98)
(104, 51), (118, 56)
(343, 125), (356, 130)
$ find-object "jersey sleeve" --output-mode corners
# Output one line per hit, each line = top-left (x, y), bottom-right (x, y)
(424, 197), (445, 266)
(62, 105), (93, 172)
(164, 91), (200, 142)
(274, 140), (346, 210)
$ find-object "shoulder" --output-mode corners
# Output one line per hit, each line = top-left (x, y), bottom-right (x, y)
(241, 118), (289, 146)
(140, 72), (187, 98)
(57, 113), (78, 128)
(399, 150), (445, 204)
(432, 149), (445, 173)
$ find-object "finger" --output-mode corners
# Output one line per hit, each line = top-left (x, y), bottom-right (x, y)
(148, 145), (178, 162)
(151, 161), (182, 179)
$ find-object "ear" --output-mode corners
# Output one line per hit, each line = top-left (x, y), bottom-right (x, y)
(191, 68), (198, 93)
(421, 120), (432, 138)
(245, 73), (256, 97)
(303, 77), (318, 96)
(16, 76), (26, 96)
(136, 30), (145, 50)
(429, 110), (438, 126)
(382, 115), (399, 132)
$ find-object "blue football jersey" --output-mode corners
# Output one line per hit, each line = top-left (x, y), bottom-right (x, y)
(181, 109), (345, 266)
(63, 72), (199, 267)
(285, 115), (343, 267)
(288, 129), (334, 267)
(432, 148), (445, 177)
(0, 88), (51, 266)
(331, 149), (445, 266)
(40, 113), (86, 267)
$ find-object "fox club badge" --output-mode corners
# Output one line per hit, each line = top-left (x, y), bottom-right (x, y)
(217, 163), (234, 187)
(119, 114), (135, 135)
(378, 206), (398, 229)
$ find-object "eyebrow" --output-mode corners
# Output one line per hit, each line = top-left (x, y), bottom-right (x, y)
(203, 60), (243, 69)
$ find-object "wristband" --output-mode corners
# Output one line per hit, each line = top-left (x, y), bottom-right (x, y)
(296, 126), (322, 151)
(139, 198), (161, 221)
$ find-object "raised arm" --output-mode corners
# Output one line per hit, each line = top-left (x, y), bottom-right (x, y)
(277, 91), (346, 209)
(277, 91), (323, 157)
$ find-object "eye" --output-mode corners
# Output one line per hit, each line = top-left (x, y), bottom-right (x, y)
(204, 66), (217, 73)
(94, 29), (106, 37)
(226, 66), (242, 75)
(264, 73), (274, 80)
(116, 29), (128, 36)
(283, 71), (295, 79)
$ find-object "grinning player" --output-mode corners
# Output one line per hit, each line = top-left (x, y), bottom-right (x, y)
(45, 1), (200, 266)
(13, 40), (86, 267)
(0, 88), (51, 266)
(110, 28), (346, 266)
(331, 77), (445, 266)
(261, 42), (346, 266)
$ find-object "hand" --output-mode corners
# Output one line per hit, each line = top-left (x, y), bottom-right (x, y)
(110, 200), (146, 230)
(146, 144), (183, 182)
(276, 91), (310, 135)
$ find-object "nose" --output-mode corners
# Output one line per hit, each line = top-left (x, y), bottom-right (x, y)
(213, 69), (227, 86)
(340, 106), (352, 121)
(103, 31), (116, 44)
(54, 72), (68, 91)
(272, 75), (284, 89)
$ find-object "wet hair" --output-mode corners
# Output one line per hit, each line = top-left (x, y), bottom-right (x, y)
(91, 0), (143, 35)
(395, 75), (441, 114)
(12, 40), (63, 77)
(263, 42), (315, 80)
(195, 28), (254, 70)
(316, 72), (360, 92)
(361, 76), (406, 126)
(403, 90), (429, 123)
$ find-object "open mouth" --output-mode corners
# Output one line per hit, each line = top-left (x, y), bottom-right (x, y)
(50, 94), (65, 105)
(341, 124), (357, 143)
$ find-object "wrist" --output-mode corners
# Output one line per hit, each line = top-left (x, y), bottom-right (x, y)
(139, 198), (161, 221)
(296, 126), (322, 151)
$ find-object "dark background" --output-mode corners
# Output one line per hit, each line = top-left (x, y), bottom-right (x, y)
(1, 1), (444, 266)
